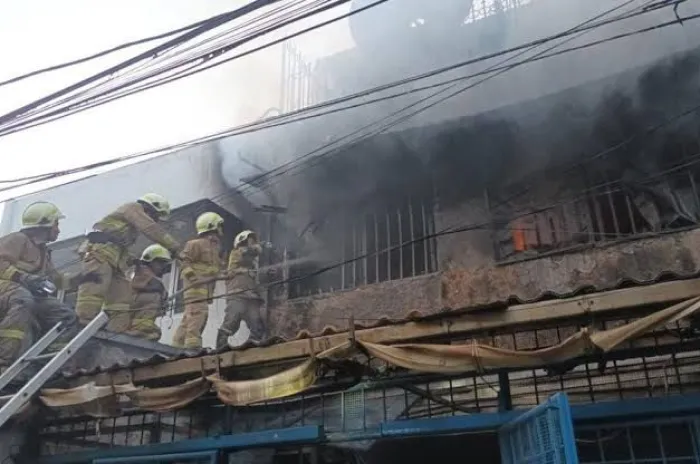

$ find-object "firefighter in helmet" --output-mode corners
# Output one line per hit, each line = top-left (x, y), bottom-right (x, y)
(0, 202), (100, 368)
(217, 229), (268, 349)
(172, 212), (224, 349)
(75, 194), (182, 332)
(126, 244), (172, 341)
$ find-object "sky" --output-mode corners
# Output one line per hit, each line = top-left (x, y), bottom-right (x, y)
(0, 0), (355, 211)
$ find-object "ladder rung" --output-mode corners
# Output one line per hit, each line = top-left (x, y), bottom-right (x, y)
(26, 352), (56, 363)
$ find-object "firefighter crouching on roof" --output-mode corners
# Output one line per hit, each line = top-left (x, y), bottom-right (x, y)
(0, 202), (101, 368)
(172, 212), (224, 349)
(217, 229), (270, 349)
(126, 245), (172, 341)
(75, 193), (182, 333)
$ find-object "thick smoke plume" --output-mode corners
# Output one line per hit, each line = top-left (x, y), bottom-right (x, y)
(214, 0), (700, 286)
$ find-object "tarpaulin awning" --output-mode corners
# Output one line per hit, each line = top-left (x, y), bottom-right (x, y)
(32, 297), (700, 416)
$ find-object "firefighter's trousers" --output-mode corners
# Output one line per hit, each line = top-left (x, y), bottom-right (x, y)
(0, 284), (79, 367)
(172, 287), (209, 349)
(216, 296), (265, 349)
(75, 256), (133, 333)
(127, 305), (162, 341)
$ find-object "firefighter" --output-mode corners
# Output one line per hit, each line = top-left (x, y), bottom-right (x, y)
(0, 202), (100, 368)
(126, 244), (172, 341)
(216, 229), (267, 349)
(75, 194), (182, 332)
(172, 212), (224, 349)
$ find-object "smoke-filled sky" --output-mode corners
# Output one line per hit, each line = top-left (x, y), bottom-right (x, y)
(0, 0), (354, 206)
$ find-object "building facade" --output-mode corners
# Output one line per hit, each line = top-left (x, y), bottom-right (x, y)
(7, 1), (700, 463)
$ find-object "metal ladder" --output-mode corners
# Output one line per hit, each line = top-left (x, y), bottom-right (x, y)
(0, 311), (109, 428)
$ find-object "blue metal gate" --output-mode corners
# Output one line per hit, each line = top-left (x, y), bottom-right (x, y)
(499, 392), (579, 464)
(93, 451), (217, 464)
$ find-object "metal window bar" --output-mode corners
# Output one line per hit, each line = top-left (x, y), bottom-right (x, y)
(495, 162), (700, 262)
(290, 196), (438, 297)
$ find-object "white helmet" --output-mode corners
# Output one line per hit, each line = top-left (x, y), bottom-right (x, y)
(234, 230), (256, 248)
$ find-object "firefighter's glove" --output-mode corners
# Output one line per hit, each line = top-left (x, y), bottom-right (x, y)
(79, 271), (102, 285)
(25, 276), (57, 297)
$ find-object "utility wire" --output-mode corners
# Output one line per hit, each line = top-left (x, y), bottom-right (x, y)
(0, 0), (680, 189)
(232, 0), (661, 195)
(0, 16), (213, 88)
(0, 0), (315, 129)
(9, 0), (322, 125)
(32, 0), (668, 136)
(0, 0), (384, 136)
(1, 0), (669, 138)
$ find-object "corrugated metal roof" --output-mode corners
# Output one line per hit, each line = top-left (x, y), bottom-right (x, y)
(58, 268), (700, 380)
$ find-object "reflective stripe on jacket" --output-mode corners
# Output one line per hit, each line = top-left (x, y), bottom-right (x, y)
(179, 235), (221, 299)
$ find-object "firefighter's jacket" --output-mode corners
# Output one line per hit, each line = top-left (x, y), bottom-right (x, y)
(226, 244), (262, 300)
(86, 202), (182, 272)
(130, 265), (167, 315)
(179, 235), (221, 300)
(0, 231), (79, 293)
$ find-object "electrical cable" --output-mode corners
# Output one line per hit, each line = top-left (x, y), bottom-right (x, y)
(47, 0), (671, 130)
(232, 0), (662, 196)
(0, 0), (665, 138)
(0, 0), (380, 136)
(0, 0), (317, 129)
(9, 0), (322, 124)
(0, 10), (249, 89)
(0, 0), (682, 190)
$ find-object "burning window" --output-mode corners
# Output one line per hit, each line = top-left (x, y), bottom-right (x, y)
(496, 150), (700, 260)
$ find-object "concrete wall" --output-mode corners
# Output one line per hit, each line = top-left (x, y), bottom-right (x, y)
(267, 196), (700, 338)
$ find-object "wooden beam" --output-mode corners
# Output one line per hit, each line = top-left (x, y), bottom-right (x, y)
(89, 277), (700, 386)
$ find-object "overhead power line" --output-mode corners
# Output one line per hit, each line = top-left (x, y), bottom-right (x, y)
(0, 0), (683, 190)
(0, 0), (684, 234)
(0, 0), (319, 129)
(5, 0), (325, 128)
(0, 0), (387, 137)
(0, 15), (215, 88)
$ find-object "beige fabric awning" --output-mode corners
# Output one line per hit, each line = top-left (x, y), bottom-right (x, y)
(32, 298), (700, 416)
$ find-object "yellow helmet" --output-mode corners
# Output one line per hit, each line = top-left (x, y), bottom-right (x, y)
(138, 193), (171, 220)
(140, 244), (172, 263)
(21, 202), (65, 229)
(195, 212), (224, 235)
(234, 230), (256, 248)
